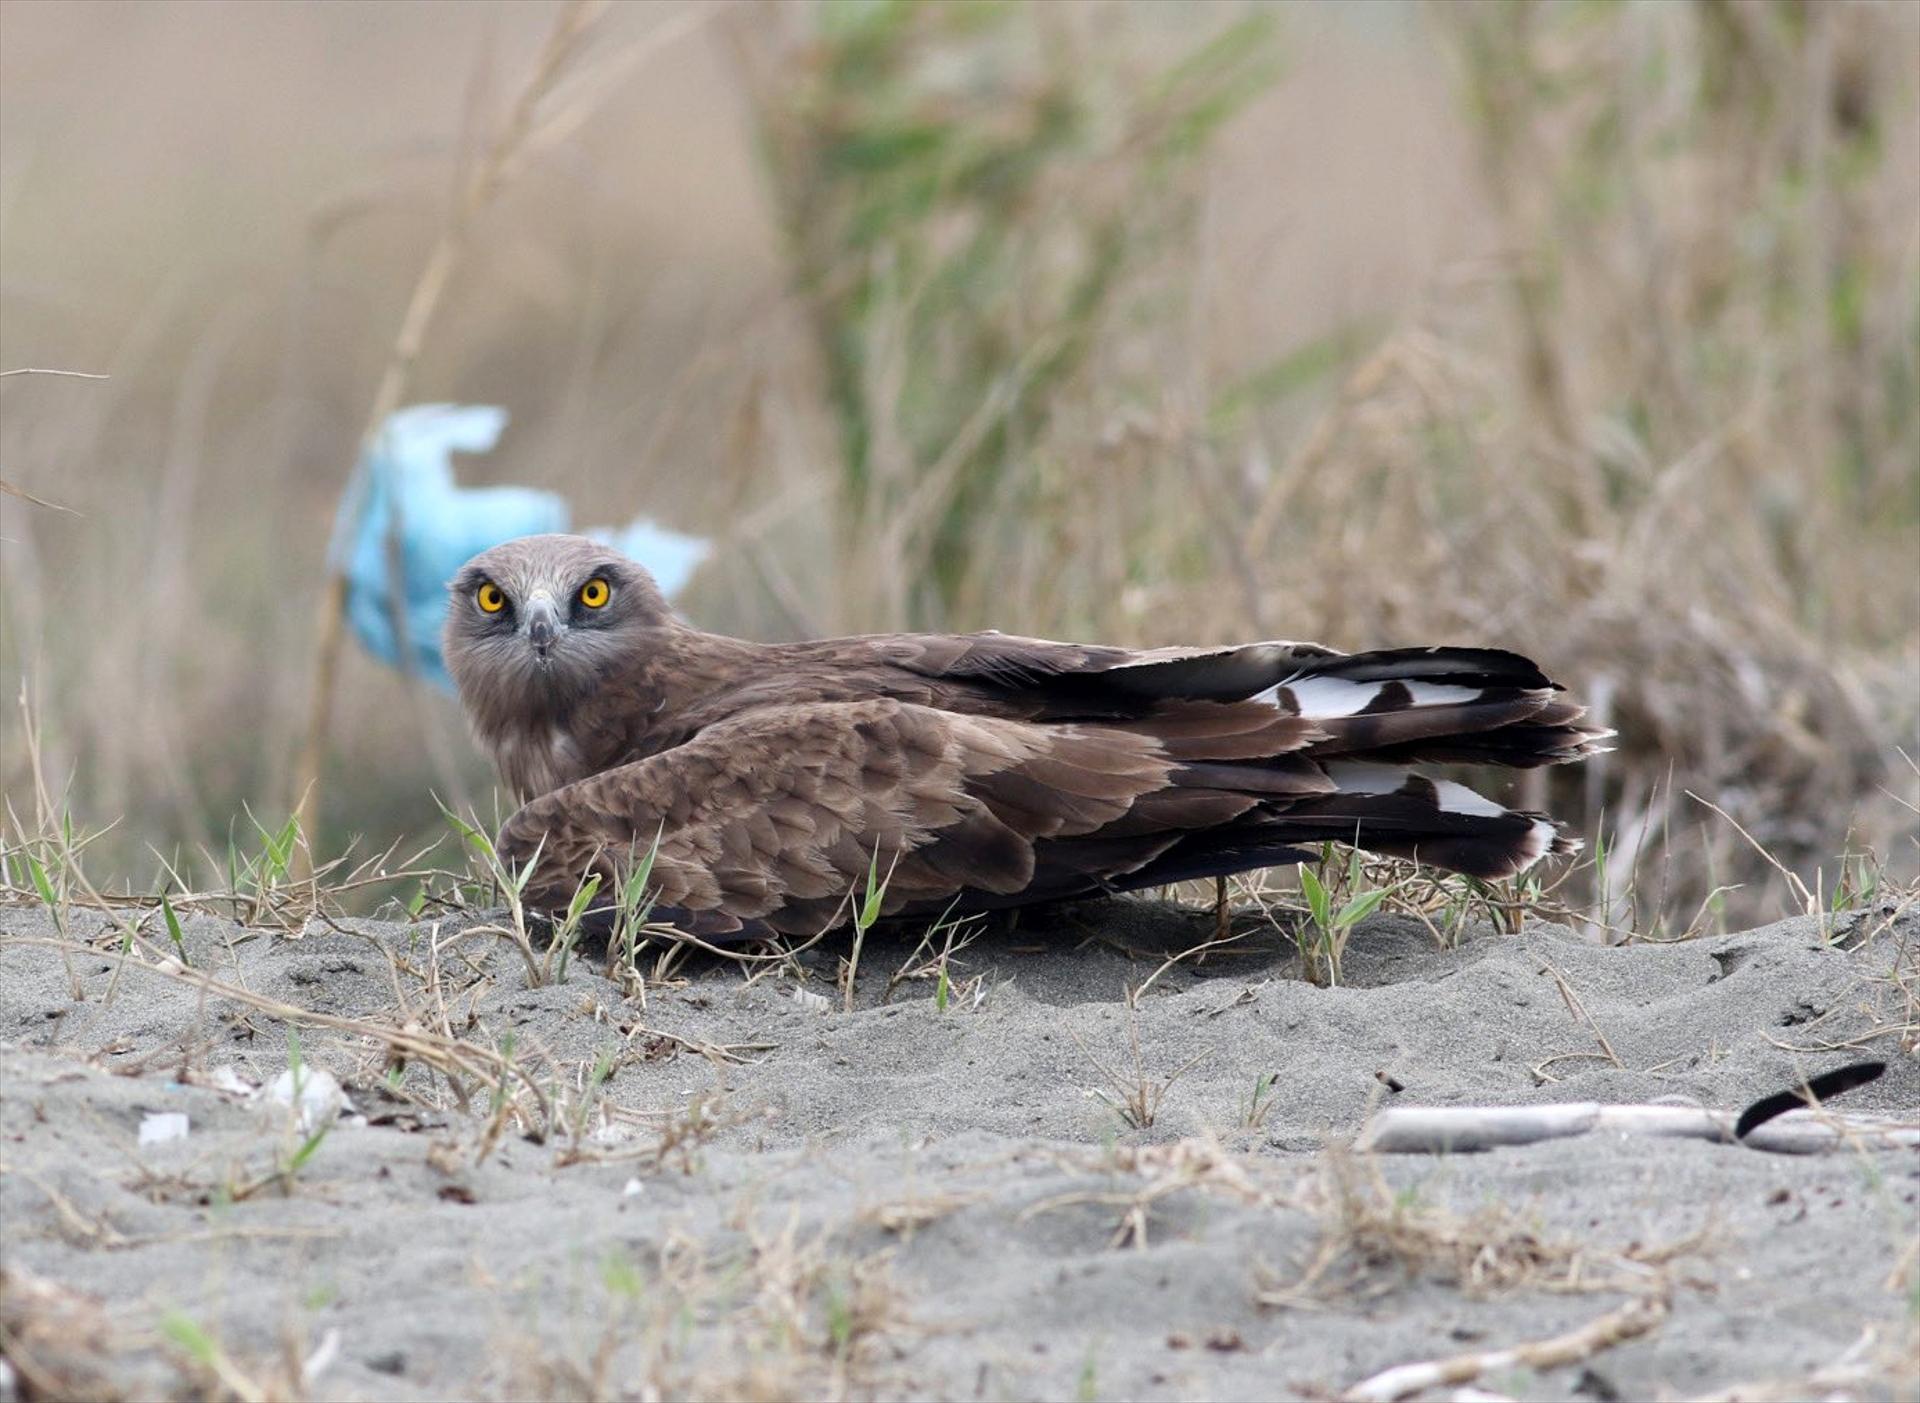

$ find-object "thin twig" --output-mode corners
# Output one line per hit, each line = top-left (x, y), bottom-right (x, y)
(0, 480), (78, 514)
(1532, 951), (1624, 1069)
(1687, 791), (1816, 915)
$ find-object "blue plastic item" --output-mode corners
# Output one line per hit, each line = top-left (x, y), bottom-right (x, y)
(329, 404), (709, 691)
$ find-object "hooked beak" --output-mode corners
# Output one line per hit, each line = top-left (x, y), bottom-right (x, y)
(522, 593), (565, 662)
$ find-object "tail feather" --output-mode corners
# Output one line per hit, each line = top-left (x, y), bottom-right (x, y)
(1079, 642), (1604, 771)
(978, 639), (1601, 895)
(1288, 646), (1556, 691)
(1087, 646), (1601, 882)
(1098, 791), (1561, 890)
(1106, 758), (1579, 889)
(1092, 642), (1554, 700)
(1308, 760), (1578, 876)
(1356, 720), (1610, 769)
(1271, 650), (1611, 772)
(1300, 689), (1551, 756)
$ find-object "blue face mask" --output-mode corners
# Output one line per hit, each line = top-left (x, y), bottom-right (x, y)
(330, 403), (708, 691)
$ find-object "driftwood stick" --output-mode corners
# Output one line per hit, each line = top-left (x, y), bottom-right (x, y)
(1339, 1293), (1669, 1403)
(1356, 1103), (1920, 1156)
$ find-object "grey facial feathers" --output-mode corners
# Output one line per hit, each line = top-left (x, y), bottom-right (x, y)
(443, 534), (674, 791)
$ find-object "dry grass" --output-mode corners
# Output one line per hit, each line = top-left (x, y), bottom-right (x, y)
(489, 1220), (908, 1403)
(0, 760), (913, 1401)
(1022, 1134), (1299, 1253)
(0, 764), (765, 1178)
(3, 774), (1912, 1402)
(0, 1267), (133, 1402)
(1263, 1144), (1702, 1308)
(1, 1265), (342, 1403)
(1679, 1321), (1920, 1403)
(0, 1), (1915, 936)
(5, 1198), (907, 1403)
(1070, 1008), (1211, 1132)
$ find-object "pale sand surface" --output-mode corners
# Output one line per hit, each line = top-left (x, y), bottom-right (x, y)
(1, 901), (1914, 1400)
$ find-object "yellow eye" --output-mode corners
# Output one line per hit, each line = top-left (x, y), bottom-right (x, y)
(476, 582), (506, 614)
(578, 577), (610, 609)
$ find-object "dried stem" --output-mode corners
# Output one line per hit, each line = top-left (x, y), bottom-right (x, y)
(289, 0), (612, 868)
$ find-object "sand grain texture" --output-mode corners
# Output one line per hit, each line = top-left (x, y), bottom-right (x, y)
(1, 902), (1914, 1401)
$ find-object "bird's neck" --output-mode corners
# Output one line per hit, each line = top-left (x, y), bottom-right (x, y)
(479, 623), (765, 799)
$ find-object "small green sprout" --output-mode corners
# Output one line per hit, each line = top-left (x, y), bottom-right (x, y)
(1298, 847), (1393, 985)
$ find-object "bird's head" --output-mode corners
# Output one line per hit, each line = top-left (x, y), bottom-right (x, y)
(444, 534), (672, 724)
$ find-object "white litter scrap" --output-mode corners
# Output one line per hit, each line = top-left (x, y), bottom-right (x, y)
(588, 1121), (635, 1147)
(300, 1327), (343, 1389)
(137, 1111), (190, 1147)
(267, 1065), (358, 1134)
(199, 1065), (259, 1098)
(790, 987), (832, 1013)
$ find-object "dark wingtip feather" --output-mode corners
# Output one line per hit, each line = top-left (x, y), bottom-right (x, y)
(1735, 1061), (1885, 1138)
(1356, 720), (1613, 769)
(1299, 647), (1561, 692)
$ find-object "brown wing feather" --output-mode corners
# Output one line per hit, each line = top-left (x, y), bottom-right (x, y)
(495, 699), (1199, 937)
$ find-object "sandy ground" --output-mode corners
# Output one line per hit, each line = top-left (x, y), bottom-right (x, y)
(1, 897), (1915, 1402)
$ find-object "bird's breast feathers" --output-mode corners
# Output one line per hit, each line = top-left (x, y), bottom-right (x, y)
(493, 722), (589, 800)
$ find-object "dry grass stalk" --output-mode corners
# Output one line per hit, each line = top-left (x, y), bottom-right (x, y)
(882, 907), (983, 1007)
(858, 1189), (981, 1238)
(0, 369), (103, 512)
(1024, 1136), (1297, 1251)
(1682, 1324), (1916, 1403)
(0, 479), (78, 514)
(1070, 1011), (1210, 1131)
(1, 930), (553, 1136)
(0, 1267), (128, 1402)
(289, 0), (617, 867)
(1265, 1145), (1693, 1309)
(521, 1217), (908, 1403)
(1339, 1290), (1670, 1403)
(1529, 950), (1624, 1080)
(1686, 791), (1818, 916)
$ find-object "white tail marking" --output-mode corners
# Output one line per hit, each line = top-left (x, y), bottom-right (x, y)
(1263, 676), (1484, 718)
(1327, 762), (1512, 819)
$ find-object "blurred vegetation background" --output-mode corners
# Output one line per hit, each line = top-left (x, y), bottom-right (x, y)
(2, 0), (1915, 929)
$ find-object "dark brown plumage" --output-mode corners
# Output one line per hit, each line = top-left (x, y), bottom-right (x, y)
(444, 534), (1608, 939)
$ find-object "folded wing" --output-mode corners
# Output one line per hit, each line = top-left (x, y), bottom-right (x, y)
(497, 693), (1585, 939)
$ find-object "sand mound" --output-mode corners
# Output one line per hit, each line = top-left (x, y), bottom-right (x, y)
(1, 900), (1914, 1401)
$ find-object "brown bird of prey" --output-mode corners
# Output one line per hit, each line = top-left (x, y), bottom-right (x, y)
(445, 534), (1606, 939)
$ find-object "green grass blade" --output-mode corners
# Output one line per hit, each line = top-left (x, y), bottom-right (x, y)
(1299, 863), (1330, 932)
(858, 848), (886, 930)
(25, 851), (56, 908)
(160, 890), (190, 967)
(1337, 887), (1390, 931)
